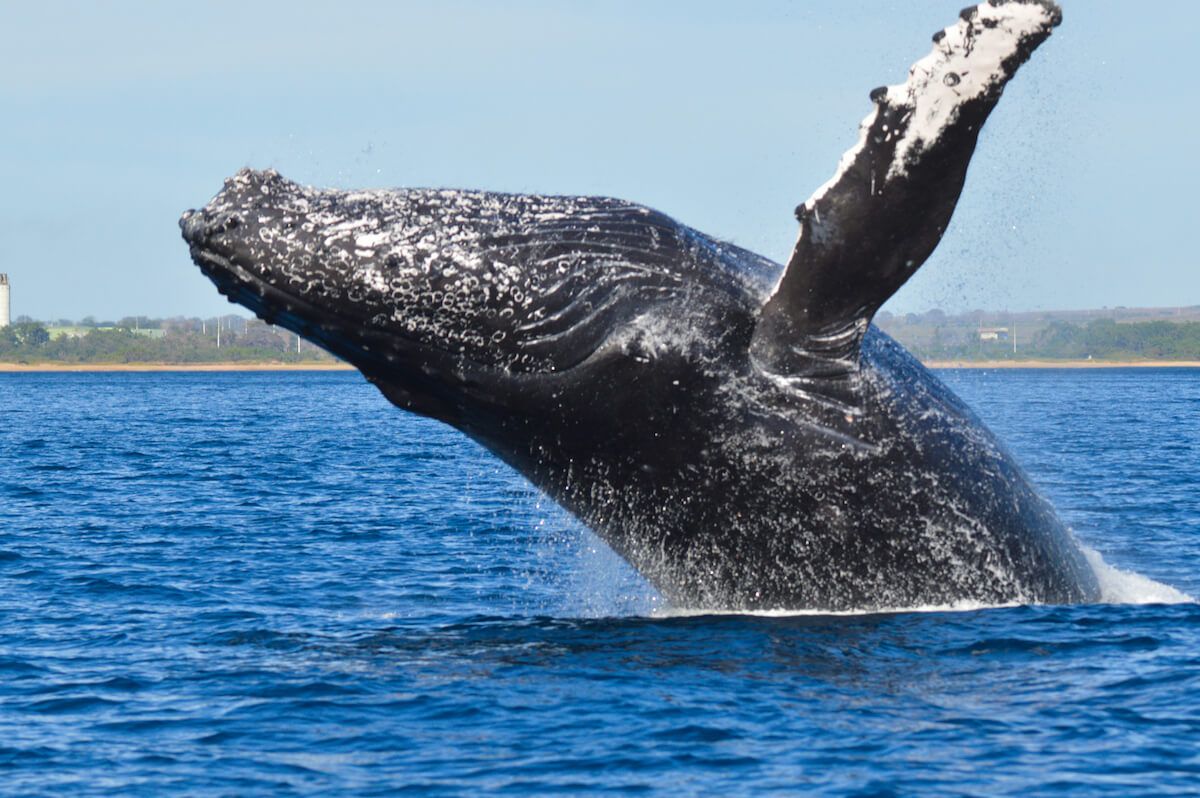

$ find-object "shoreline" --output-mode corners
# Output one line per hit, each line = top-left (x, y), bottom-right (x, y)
(923, 360), (1200, 369)
(1, 359), (1199, 373)
(0, 362), (354, 373)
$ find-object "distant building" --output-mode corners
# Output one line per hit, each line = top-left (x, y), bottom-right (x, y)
(0, 274), (9, 328)
(978, 326), (1009, 342)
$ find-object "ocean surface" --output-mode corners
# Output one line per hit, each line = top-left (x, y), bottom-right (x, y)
(0, 367), (1197, 796)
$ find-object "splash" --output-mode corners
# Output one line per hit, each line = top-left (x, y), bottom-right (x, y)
(1082, 547), (1194, 605)
(652, 600), (1021, 619)
(647, 547), (1194, 619)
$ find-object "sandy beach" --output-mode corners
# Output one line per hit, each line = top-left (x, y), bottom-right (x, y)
(924, 360), (1200, 369)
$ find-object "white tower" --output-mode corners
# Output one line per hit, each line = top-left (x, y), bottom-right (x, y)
(0, 274), (9, 328)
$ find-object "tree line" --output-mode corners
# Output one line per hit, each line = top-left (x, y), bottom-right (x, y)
(898, 319), (1200, 361)
(0, 318), (337, 364)
(4, 315), (1200, 364)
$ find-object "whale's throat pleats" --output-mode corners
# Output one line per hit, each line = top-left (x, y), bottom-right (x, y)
(184, 177), (781, 377)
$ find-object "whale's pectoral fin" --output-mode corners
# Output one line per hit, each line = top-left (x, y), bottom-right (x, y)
(750, 0), (1062, 377)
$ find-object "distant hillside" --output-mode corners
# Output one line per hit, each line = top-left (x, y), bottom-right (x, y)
(876, 306), (1200, 362)
(0, 316), (337, 364)
(4, 307), (1200, 365)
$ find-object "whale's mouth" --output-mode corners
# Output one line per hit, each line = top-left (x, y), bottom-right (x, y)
(178, 199), (477, 376)
(186, 232), (492, 426)
(187, 240), (358, 360)
(179, 204), (483, 403)
(183, 214), (385, 370)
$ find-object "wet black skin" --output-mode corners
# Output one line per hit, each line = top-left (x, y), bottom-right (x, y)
(181, 0), (1098, 610)
(181, 172), (1098, 611)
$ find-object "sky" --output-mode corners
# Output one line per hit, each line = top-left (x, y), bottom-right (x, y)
(1, 0), (1197, 321)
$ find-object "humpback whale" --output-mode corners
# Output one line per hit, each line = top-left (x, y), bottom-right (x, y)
(181, 0), (1101, 611)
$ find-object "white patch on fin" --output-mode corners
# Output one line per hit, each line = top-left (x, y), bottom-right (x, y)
(885, 1), (1060, 180)
(773, 1), (1061, 302)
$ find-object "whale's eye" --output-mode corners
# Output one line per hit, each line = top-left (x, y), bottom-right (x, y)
(943, 72), (961, 87)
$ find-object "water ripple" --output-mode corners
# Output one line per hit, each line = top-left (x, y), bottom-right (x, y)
(0, 370), (1196, 795)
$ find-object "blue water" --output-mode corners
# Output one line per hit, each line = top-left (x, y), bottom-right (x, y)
(1, 368), (1197, 796)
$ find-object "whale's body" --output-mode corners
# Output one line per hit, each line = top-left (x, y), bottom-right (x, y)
(182, 1), (1101, 610)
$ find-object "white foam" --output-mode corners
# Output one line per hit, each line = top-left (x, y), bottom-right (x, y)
(1082, 546), (1194, 606)
(653, 599), (1021, 620)
(648, 549), (1194, 619)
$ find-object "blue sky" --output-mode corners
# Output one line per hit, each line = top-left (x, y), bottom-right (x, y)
(2, 1), (1196, 320)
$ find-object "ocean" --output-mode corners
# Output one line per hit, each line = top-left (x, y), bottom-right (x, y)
(0, 368), (1197, 796)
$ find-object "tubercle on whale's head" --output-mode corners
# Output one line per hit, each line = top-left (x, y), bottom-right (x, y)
(179, 169), (730, 429)
(181, 170), (543, 427)
(180, 171), (494, 416)
(180, 169), (392, 366)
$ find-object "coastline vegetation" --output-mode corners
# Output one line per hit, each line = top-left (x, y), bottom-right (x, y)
(2, 311), (1200, 366)
(876, 311), (1200, 363)
(0, 316), (337, 365)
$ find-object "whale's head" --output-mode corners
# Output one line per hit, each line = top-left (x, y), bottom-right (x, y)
(181, 169), (773, 434)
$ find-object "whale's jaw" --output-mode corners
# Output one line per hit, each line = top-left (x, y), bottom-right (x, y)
(179, 175), (513, 426)
(182, 208), (394, 385)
